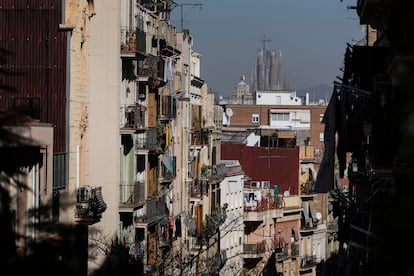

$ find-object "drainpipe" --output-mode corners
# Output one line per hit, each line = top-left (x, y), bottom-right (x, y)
(76, 144), (80, 189)
(32, 163), (40, 242)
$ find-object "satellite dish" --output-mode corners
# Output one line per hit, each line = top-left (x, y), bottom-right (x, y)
(225, 108), (233, 117)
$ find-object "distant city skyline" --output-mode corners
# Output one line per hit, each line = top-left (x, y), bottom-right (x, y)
(171, 0), (364, 97)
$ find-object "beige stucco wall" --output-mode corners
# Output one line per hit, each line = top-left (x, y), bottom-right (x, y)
(66, 0), (92, 225)
(64, 0), (120, 272)
(87, 0), (121, 271)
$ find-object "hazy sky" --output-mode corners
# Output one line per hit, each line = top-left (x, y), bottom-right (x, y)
(170, 0), (364, 97)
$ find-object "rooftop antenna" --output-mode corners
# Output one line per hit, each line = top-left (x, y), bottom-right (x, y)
(172, 2), (203, 32)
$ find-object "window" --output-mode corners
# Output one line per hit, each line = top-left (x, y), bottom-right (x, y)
(319, 132), (324, 142)
(275, 96), (281, 105)
(250, 181), (260, 188)
(53, 153), (67, 190)
(320, 114), (324, 122)
(271, 112), (289, 121)
(262, 181), (270, 188)
(252, 114), (259, 123)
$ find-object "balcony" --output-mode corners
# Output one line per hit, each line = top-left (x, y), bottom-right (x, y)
(159, 37), (181, 57)
(137, 56), (165, 87)
(210, 163), (226, 182)
(158, 95), (176, 120)
(134, 195), (167, 227)
(244, 197), (283, 222)
(120, 27), (146, 56)
(134, 128), (158, 151)
(121, 104), (146, 133)
(243, 240), (267, 259)
(300, 255), (317, 270)
(190, 178), (209, 199)
(191, 128), (210, 146)
(74, 186), (107, 225)
(120, 27), (136, 56)
(119, 181), (145, 209)
(159, 155), (176, 184)
(191, 75), (204, 88)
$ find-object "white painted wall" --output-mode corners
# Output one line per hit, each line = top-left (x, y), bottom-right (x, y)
(256, 90), (302, 105)
(220, 171), (244, 276)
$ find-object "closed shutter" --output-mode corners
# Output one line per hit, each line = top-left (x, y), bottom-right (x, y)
(147, 93), (157, 127)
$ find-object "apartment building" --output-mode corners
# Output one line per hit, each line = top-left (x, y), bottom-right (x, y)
(119, 1), (225, 275)
(219, 93), (333, 275)
(314, 2), (414, 275)
(0, 0), (119, 274)
(216, 160), (245, 275)
(62, 0), (121, 273)
(220, 142), (297, 275)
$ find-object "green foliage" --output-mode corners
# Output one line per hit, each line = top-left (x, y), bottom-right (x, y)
(202, 204), (228, 240)
(242, 267), (251, 276)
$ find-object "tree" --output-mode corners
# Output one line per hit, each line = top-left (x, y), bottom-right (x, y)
(153, 203), (244, 276)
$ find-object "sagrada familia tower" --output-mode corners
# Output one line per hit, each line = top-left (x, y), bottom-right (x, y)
(250, 47), (287, 91)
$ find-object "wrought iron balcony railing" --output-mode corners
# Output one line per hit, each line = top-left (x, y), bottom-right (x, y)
(74, 186), (107, 224)
(243, 240), (267, 255)
(159, 155), (176, 183)
(119, 181), (145, 208)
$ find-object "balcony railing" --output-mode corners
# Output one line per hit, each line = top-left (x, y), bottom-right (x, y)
(134, 195), (167, 225)
(300, 255), (317, 269)
(244, 197), (284, 221)
(211, 163), (226, 181)
(159, 155), (176, 183)
(120, 27), (146, 54)
(158, 95), (176, 120)
(119, 181), (145, 208)
(120, 27), (136, 54)
(134, 128), (157, 150)
(244, 197), (284, 212)
(122, 104), (146, 130)
(190, 178), (209, 198)
(191, 128), (210, 145)
(243, 240), (267, 255)
(74, 186), (107, 225)
(138, 56), (165, 81)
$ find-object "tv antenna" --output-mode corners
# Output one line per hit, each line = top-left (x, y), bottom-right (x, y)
(172, 2), (203, 32)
